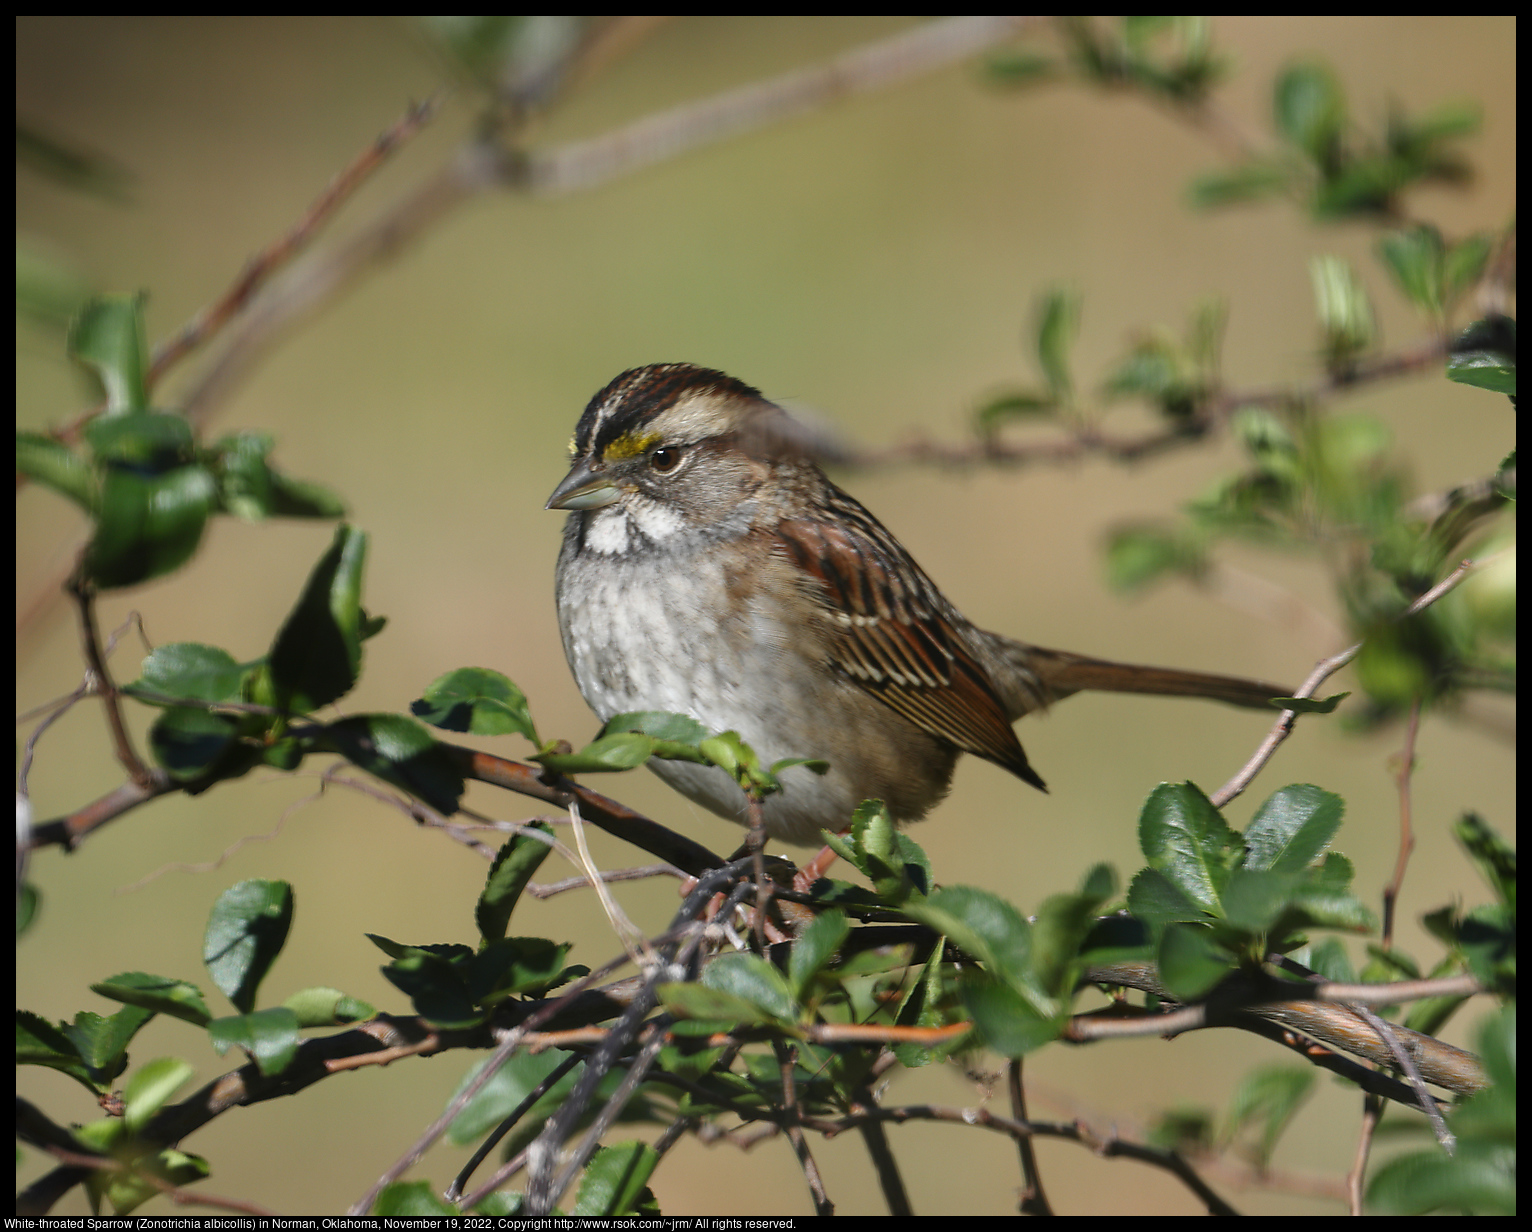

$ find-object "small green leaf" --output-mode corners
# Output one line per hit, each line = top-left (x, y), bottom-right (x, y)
(84, 464), (217, 589)
(655, 981), (775, 1028)
(534, 730), (658, 775)
(476, 825), (555, 944)
(207, 1007), (301, 1076)
(380, 949), (482, 1030)
(1137, 783), (1239, 914)
(959, 971), (1060, 1057)
(788, 909), (849, 1002)
(1376, 225), (1445, 316)
(373, 1180), (458, 1216)
(1242, 785), (1344, 873)
(1157, 923), (1231, 1000)
(1268, 693), (1348, 714)
(268, 524), (369, 712)
(1274, 61), (1345, 160)
(601, 710), (708, 744)
(701, 951), (797, 1023)
(90, 973), (212, 1027)
(122, 1056), (194, 1132)
(1225, 1065), (1316, 1167)
(146, 707), (246, 783)
(203, 879), (294, 1014)
(321, 713), (465, 816)
(1035, 288), (1081, 400)
(127, 642), (245, 706)
(16, 432), (94, 511)
(572, 1142), (661, 1217)
(412, 667), (539, 743)
(281, 986), (375, 1027)
(1447, 315), (1516, 396)
(68, 293), (149, 414)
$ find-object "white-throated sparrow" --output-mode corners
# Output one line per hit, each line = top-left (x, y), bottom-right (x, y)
(548, 364), (1288, 846)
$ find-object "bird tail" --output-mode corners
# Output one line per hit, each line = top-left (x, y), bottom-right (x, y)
(981, 634), (1291, 722)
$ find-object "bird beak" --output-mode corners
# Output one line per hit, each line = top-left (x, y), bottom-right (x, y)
(546, 459), (621, 511)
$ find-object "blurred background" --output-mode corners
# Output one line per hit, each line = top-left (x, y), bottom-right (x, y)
(17, 16), (1515, 1216)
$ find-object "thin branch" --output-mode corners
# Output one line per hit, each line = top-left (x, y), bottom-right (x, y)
(1007, 1057), (1053, 1215)
(1382, 697), (1422, 946)
(1212, 557), (1479, 808)
(778, 1043), (836, 1215)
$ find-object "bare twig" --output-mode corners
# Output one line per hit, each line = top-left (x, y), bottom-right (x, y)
(1382, 697), (1422, 946)
(1211, 558), (1479, 808)
(1007, 1057), (1053, 1215)
(779, 1043), (836, 1215)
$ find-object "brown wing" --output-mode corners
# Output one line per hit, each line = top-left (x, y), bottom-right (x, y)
(775, 489), (1047, 792)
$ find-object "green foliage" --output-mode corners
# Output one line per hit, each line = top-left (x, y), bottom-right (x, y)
(1188, 58), (1480, 219)
(1367, 1004), (1516, 1214)
(16, 18), (1514, 1218)
(16, 295), (343, 589)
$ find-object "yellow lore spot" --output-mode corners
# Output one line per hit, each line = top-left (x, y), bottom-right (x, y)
(604, 430), (662, 462)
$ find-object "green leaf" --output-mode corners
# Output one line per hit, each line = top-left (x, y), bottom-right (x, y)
(1186, 161), (1290, 209)
(373, 1180), (459, 1216)
(788, 908), (849, 1002)
(655, 981), (776, 1028)
(701, 952), (798, 1024)
(68, 293), (149, 414)
(1105, 524), (1202, 593)
(321, 713), (465, 816)
(122, 1056), (194, 1132)
(281, 986), (375, 1027)
(62, 1005), (154, 1086)
(207, 430), (346, 521)
(1267, 693), (1347, 714)
(84, 464), (217, 588)
(959, 971), (1061, 1057)
(1447, 315), (1516, 396)
(90, 973), (212, 1027)
(84, 411), (194, 469)
(1136, 782), (1239, 915)
(268, 524), (369, 712)
(16, 432), (94, 511)
(534, 730), (658, 775)
(1029, 864), (1118, 995)
(1035, 287), (1081, 400)
(1454, 813), (1515, 907)
(127, 642), (245, 706)
(203, 880), (294, 1014)
(572, 1142), (661, 1217)
(146, 707), (247, 783)
(447, 1047), (582, 1144)
(17, 1010), (96, 1092)
(903, 886), (1036, 1003)
(1225, 1065), (1316, 1168)
(975, 390), (1056, 433)
(476, 825), (555, 944)
(1309, 255), (1375, 366)
(466, 937), (571, 1003)
(379, 948), (482, 1030)
(412, 667), (539, 743)
(1125, 867), (1206, 933)
(1274, 61), (1345, 160)
(1157, 923), (1231, 1000)
(601, 710), (709, 744)
(207, 1007), (301, 1076)
(1242, 785), (1344, 873)
(1376, 225), (1445, 316)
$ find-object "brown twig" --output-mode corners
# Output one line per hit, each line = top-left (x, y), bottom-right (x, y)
(1007, 1057), (1053, 1215)
(1382, 697), (1422, 947)
(1211, 558), (1479, 808)
(779, 1043), (836, 1215)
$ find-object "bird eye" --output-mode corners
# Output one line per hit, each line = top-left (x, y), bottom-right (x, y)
(649, 445), (683, 473)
